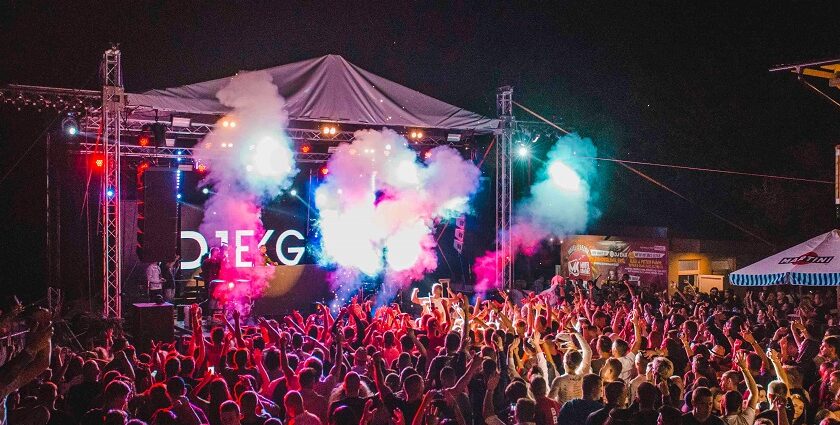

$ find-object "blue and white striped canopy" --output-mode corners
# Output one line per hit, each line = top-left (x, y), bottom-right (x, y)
(730, 229), (840, 286)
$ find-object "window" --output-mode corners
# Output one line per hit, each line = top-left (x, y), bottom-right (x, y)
(678, 260), (700, 273)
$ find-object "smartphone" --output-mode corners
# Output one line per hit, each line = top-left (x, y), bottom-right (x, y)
(151, 370), (158, 379)
(208, 366), (216, 375)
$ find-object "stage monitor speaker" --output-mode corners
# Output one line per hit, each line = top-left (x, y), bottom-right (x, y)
(137, 168), (179, 262)
(129, 302), (174, 352)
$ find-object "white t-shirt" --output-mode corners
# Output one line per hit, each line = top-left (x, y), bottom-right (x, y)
(724, 406), (756, 425)
(616, 353), (636, 381)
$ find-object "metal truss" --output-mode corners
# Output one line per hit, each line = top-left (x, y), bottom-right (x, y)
(76, 142), (333, 163)
(101, 47), (124, 318)
(2, 53), (484, 318)
(495, 87), (514, 290)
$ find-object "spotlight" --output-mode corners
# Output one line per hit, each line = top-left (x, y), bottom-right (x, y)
(290, 189), (298, 197)
(227, 282), (235, 290)
(424, 151), (432, 159)
(92, 154), (105, 169)
(196, 163), (208, 174)
(516, 145), (530, 158)
(61, 115), (78, 137)
(106, 187), (115, 198)
(322, 125), (338, 135)
(301, 145), (311, 153)
(230, 121), (236, 128)
(202, 187), (210, 195)
(138, 136), (150, 146)
(320, 167), (329, 176)
(222, 120), (229, 128)
(176, 193), (182, 200)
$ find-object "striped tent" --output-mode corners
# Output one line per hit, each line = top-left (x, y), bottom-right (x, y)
(731, 229), (840, 286)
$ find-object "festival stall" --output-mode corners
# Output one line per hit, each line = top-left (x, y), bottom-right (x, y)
(730, 229), (840, 286)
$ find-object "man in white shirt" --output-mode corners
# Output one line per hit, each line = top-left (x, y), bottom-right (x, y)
(285, 391), (322, 425)
(550, 329), (592, 405)
(146, 262), (165, 302)
(628, 352), (649, 402)
(722, 352), (759, 425)
(612, 339), (636, 381)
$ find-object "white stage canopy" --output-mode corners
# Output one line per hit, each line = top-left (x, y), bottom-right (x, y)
(126, 54), (497, 132)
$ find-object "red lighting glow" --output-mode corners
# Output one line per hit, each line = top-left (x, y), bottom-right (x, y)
(138, 136), (150, 147)
(196, 163), (208, 173)
(320, 167), (329, 176)
(424, 151), (432, 159)
(301, 145), (311, 153)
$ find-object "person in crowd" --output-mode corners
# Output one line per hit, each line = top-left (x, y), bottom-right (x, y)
(3, 279), (840, 425)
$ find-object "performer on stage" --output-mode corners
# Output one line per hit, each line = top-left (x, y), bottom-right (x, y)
(146, 262), (165, 302)
(160, 256), (179, 301)
(258, 245), (278, 266)
(410, 282), (452, 323)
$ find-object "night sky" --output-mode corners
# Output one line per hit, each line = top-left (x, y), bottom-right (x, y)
(0, 2), (838, 301)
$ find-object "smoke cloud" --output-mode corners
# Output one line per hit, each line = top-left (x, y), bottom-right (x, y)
(194, 71), (297, 312)
(315, 129), (480, 304)
(474, 133), (599, 293)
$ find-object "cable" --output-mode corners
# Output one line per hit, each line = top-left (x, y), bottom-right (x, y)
(617, 162), (773, 246)
(513, 101), (776, 246)
(578, 156), (832, 185)
(799, 77), (840, 111)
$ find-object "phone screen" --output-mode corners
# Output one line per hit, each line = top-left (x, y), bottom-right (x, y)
(151, 370), (158, 378)
(208, 366), (216, 375)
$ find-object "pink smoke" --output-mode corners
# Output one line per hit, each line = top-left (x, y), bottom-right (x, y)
(472, 134), (598, 294)
(194, 70), (297, 314)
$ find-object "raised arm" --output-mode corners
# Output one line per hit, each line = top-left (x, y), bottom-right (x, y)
(482, 371), (500, 421)
(0, 314), (52, 399)
(767, 349), (790, 389)
(735, 351), (759, 410)
(573, 329), (592, 375)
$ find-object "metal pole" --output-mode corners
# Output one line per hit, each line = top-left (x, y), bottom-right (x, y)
(835, 145), (839, 224)
(46, 132), (51, 289)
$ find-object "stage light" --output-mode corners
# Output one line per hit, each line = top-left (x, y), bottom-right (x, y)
(170, 116), (191, 128)
(290, 189), (298, 197)
(138, 136), (150, 146)
(548, 161), (582, 191)
(516, 145), (530, 158)
(61, 115), (78, 137)
(106, 187), (115, 198)
(96, 159), (104, 168)
(196, 163), (207, 173)
(227, 282), (235, 290)
(320, 167), (329, 176)
(424, 151), (432, 159)
(202, 187), (210, 195)
(230, 121), (236, 128)
(176, 193), (182, 200)
(301, 145), (311, 153)
(322, 125), (338, 135)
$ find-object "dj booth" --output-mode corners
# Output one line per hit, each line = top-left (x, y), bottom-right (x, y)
(229, 264), (331, 317)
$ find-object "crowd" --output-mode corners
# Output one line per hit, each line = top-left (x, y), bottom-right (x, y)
(2, 278), (840, 425)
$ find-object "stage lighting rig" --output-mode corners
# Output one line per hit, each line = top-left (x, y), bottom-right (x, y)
(321, 124), (338, 136)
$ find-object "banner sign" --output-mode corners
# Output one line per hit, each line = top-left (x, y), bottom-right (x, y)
(563, 235), (668, 289)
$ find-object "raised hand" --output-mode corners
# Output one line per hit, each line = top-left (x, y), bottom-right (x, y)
(392, 408), (405, 425)
(485, 370), (500, 391)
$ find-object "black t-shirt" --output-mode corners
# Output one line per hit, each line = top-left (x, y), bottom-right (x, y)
(681, 412), (726, 425)
(67, 381), (104, 419)
(383, 393), (423, 425)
